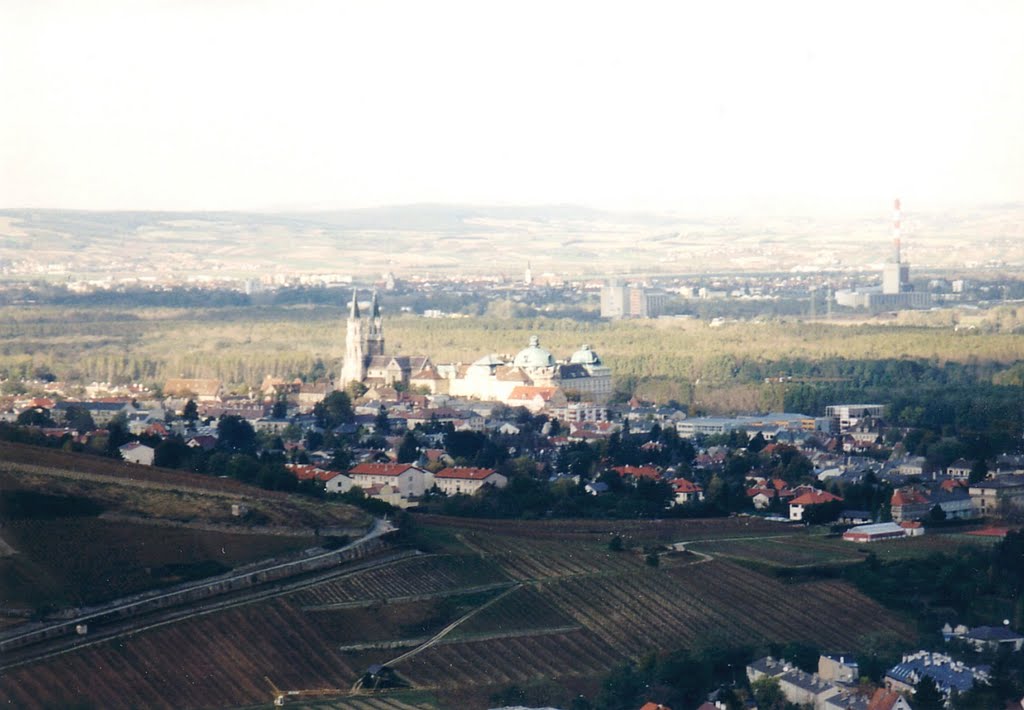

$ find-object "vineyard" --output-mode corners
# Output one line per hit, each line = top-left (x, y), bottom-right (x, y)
(686, 536), (867, 567)
(0, 516), (919, 709)
(293, 554), (509, 608)
(1, 516), (315, 608)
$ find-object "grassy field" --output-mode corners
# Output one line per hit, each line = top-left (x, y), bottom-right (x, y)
(0, 515), (927, 710)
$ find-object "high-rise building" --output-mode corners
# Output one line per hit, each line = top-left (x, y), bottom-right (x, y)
(601, 281), (666, 319)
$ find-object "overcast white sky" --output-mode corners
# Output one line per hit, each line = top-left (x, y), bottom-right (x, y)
(2, 1), (1022, 215)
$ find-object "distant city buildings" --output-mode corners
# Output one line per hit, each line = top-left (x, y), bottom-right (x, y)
(600, 280), (667, 319)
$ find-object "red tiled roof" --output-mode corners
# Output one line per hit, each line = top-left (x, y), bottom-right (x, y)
(867, 688), (904, 710)
(671, 478), (702, 493)
(891, 488), (930, 506)
(435, 467), (497, 480)
(507, 385), (560, 401)
(612, 465), (661, 480)
(747, 486), (776, 498)
(348, 463), (418, 477)
(789, 489), (843, 506)
(285, 464), (338, 482)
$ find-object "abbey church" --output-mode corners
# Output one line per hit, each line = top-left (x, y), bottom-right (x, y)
(339, 290), (435, 390)
(339, 291), (612, 404)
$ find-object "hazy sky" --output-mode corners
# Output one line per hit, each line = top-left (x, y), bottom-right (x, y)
(2, 1), (1022, 214)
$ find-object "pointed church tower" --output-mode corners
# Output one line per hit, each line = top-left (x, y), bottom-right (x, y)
(366, 290), (385, 357)
(340, 289), (366, 386)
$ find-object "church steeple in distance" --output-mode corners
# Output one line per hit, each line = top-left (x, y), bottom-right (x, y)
(341, 289), (366, 386)
(367, 290), (385, 357)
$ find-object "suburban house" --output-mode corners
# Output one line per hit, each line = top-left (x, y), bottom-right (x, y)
(284, 464), (346, 488)
(119, 442), (155, 466)
(747, 486), (776, 510)
(946, 458), (973, 480)
(323, 472), (355, 495)
(347, 463), (430, 499)
(432, 467), (507, 496)
(670, 478), (704, 505)
(789, 489), (843, 522)
(862, 688), (912, 710)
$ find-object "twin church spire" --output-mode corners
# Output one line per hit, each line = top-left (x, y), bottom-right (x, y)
(340, 289), (384, 386)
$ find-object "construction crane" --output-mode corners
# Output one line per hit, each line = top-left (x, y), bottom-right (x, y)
(264, 676), (349, 707)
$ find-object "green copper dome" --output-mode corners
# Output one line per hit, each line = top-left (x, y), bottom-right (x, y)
(513, 335), (556, 369)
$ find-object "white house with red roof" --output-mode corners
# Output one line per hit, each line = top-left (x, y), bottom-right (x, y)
(285, 464), (356, 494)
(348, 462), (429, 499)
(789, 489), (843, 521)
(670, 478), (704, 505)
(323, 472), (355, 494)
(432, 466), (508, 496)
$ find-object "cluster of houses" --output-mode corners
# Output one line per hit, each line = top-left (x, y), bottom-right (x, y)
(286, 462), (510, 508)
(745, 646), (1009, 710)
(7, 380), (1024, 523)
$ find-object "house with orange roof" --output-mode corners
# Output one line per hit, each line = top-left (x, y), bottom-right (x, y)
(789, 489), (843, 522)
(747, 486), (777, 509)
(670, 478), (704, 505)
(348, 462), (430, 499)
(505, 385), (567, 413)
(864, 687), (912, 710)
(432, 466), (507, 496)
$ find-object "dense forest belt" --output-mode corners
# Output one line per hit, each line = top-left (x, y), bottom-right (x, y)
(2, 305), (1023, 393)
